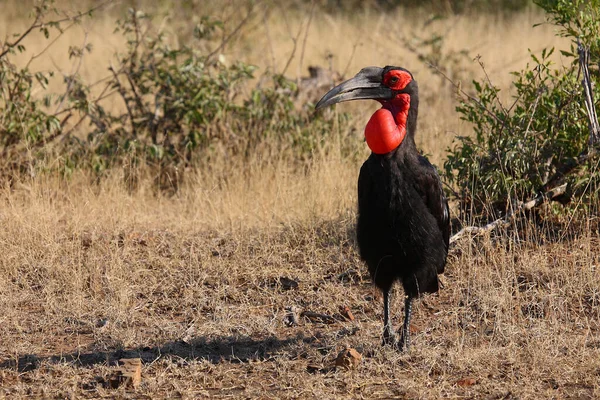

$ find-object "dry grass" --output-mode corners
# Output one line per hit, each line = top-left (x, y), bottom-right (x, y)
(1, 1), (599, 399)
(1, 174), (599, 398)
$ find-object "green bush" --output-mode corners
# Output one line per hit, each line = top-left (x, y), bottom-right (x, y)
(444, 0), (600, 220)
(0, 1), (64, 177)
(0, 4), (351, 191)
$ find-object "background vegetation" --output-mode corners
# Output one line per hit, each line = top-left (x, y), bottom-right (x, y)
(445, 0), (600, 222)
(0, 0), (599, 398)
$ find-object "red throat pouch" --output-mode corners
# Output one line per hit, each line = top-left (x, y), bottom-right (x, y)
(364, 94), (410, 154)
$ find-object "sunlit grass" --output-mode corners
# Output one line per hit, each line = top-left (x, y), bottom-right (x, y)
(0, 2), (596, 399)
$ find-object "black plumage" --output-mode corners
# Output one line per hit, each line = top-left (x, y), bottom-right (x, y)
(316, 66), (449, 350)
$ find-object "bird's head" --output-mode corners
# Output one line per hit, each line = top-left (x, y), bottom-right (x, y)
(316, 66), (418, 155)
(315, 66), (416, 109)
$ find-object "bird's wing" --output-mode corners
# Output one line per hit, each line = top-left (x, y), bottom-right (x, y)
(356, 159), (385, 263)
(357, 161), (374, 250)
(417, 156), (450, 255)
(357, 161), (371, 210)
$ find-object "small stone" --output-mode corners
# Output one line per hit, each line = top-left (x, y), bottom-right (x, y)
(335, 348), (362, 370)
(339, 306), (355, 321)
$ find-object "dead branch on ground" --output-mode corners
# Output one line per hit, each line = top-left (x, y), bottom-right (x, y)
(450, 183), (567, 244)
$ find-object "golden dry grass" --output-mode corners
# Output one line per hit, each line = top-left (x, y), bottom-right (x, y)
(1, 1), (599, 399)
(1, 174), (599, 398)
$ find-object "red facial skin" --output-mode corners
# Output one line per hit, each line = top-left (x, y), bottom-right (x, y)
(364, 70), (412, 155)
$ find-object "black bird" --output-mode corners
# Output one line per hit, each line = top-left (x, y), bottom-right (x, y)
(316, 66), (449, 350)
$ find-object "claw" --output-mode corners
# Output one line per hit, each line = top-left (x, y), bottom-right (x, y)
(382, 326), (396, 346)
(397, 329), (410, 351)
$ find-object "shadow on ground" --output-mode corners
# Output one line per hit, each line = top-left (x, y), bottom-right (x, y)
(0, 334), (306, 372)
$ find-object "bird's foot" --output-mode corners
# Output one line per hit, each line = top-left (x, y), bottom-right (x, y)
(382, 335), (409, 352)
(397, 330), (410, 352)
(382, 327), (397, 347)
(382, 335), (397, 347)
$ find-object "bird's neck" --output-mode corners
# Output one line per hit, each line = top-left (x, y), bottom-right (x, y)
(365, 94), (416, 155)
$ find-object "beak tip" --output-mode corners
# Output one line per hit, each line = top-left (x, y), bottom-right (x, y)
(314, 97), (332, 110)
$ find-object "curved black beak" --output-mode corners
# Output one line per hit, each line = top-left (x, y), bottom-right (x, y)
(315, 66), (392, 110)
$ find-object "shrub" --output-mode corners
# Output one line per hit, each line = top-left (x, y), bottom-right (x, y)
(444, 0), (600, 220)
(0, 1), (64, 178)
(0, 4), (351, 191)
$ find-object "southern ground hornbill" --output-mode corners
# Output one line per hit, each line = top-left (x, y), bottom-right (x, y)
(316, 66), (450, 350)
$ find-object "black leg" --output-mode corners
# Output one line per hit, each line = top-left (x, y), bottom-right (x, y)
(398, 296), (413, 351)
(382, 289), (396, 346)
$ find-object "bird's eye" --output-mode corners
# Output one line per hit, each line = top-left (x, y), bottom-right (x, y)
(388, 76), (399, 85)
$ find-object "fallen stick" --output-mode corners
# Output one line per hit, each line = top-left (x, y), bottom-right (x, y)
(450, 183), (567, 244)
(300, 310), (336, 324)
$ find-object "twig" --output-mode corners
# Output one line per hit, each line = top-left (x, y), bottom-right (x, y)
(109, 64), (137, 137)
(280, 13), (305, 77)
(578, 39), (600, 147)
(297, 1), (316, 84)
(427, 63), (504, 125)
(206, 4), (255, 63)
(301, 310), (335, 324)
(474, 55), (508, 115)
(25, 21), (77, 69)
(0, 13), (42, 59)
(123, 68), (145, 115)
(262, 11), (276, 73)
(341, 39), (360, 80)
(54, 32), (89, 114)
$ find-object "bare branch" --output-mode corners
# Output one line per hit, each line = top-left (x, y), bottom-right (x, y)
(474, 55), (508, 114)
(578, 40), (600, 147)
(341, 39), (360, 80)
(262, 11), (277, 73)
(0, 13), (42, 59)
(297, 2), (316, 83)
(538, 43), (600, 192)
(427, 63), (505, 125)
(280, 13), (305, 77)
(450, 183), (568, 244)
(109, 64), (137, 137)
(25, 21), (77, 69)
